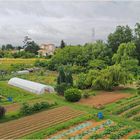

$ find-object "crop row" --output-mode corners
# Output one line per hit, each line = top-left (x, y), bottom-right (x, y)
(123, 105), (140, 118)
(113, 99), (140, 115)
(89, 123), (124, 139)
(132, 115), (140, 121)
(129, 133), (140, 139)
(50, 122), (92, 139)
(109, 127), (133, 139)
(2, 112), (82, 139)
(67, 120), (113, 139)
(118, 95), (140, 106)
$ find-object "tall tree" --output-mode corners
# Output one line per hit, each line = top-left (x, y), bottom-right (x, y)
(57, 67), (66, 84)
(112, 42), (139, 76)
(24, 41), (39, 54)
(108, 25), (133, 53)
(65, 71), (73, 86)
(60, 40), (66, 48)
(134, 23), (140, 64)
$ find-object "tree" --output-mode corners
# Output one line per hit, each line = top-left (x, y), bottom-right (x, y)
(92, 65), (132, 90)
(1, 44), (14, 50)
(134, 23), (140, 64)
(112, 42), (136, 64)
(56, 67), (73, 95)
(1, 45), (5, 50)
(112, 42), (139, 76)
(57, 67), (66, 84)
(65, 71), (73, 86)
(25, 41), (39, 54)
(23, 36), (32, 49)
(108, 25), (133, 53)
(60, 40), (66, 48)
(88, 59), (107, 70)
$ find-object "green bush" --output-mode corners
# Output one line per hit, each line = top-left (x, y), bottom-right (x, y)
(0, 106), (6, 118)
(34, 60), (48, 67)
(64, 88), (82, 102)
(83, 92), (90, 98)
(20, 101), (55, 116)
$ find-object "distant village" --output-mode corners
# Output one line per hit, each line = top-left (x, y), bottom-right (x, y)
(0, 36), (65, 58)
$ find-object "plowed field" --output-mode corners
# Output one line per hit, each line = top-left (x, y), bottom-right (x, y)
(0, 106), (84, 139)
(79, 92), (131, 107)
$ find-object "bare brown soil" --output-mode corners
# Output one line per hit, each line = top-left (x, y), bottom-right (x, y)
(0, 106), (84, 139)
(79, 92), (131, 107)
(4, 103), (20, 112)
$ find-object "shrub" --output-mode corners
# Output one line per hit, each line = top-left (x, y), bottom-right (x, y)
(83, 92), (90, 98)
(64, 88), (82, 102)
(0, 106), (6, 118)
(20, 101), (54, 116)
(20, 103), (31, 115)
(34, 60), (48, 67)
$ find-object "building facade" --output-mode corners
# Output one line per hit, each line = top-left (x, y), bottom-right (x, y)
(38, 43), (55, 56)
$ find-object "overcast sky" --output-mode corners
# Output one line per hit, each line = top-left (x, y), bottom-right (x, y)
(0, 0), (140, 46)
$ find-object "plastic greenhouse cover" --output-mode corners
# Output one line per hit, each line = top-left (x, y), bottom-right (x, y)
(8, 77), (54, 94)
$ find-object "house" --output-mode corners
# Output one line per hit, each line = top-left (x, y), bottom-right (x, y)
(38, 43), (55, 56)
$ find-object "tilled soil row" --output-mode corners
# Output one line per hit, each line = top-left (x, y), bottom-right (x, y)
(0, 106), (70, 128)
(3, 113), (82, 139)
(0, 107), (76, 131)
(120, 104), (140, 116)
(0, 106), (84, 139)
(0, 110), (80, 135)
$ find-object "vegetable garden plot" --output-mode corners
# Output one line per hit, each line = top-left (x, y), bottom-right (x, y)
(112, 97), (140, 122)
(0, 106), (84, 139)
(48, 120), (114, 140)
(48, 120), (140, 140)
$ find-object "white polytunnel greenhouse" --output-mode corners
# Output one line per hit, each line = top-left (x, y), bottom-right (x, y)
(8, 77), (55, 94)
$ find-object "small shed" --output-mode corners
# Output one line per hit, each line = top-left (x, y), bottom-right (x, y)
(8, 77), (55, 94)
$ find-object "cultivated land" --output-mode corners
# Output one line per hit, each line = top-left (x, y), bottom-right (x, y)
(1, 58), (140, 139)
(79, 92), (131, 107)
(47, 120), (140, 139)
(0, 106), (84, 139)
